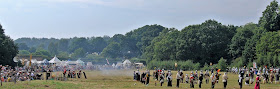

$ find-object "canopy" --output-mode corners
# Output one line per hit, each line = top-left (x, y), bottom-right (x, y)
(31, 59), (38, 64)
(42, 59), (49, 65)
(123, 59), (131, 65)
(87, 62), (93, 66)
(112, 63), (115, 67)
(49, 55), (61, 64)
(76, 59), (84, 64)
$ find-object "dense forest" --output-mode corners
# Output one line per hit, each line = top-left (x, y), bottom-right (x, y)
(13, 0), (280, 70)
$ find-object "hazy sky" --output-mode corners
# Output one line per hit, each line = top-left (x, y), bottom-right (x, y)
(0, 0), (277, 40)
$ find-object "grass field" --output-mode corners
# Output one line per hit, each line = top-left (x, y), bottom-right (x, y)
(1, 70), (280, 89)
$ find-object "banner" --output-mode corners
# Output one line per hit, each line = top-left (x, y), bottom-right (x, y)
(253, 62), (257, 68)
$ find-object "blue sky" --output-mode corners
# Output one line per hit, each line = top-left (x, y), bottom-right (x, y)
(0, 0), (277, 39)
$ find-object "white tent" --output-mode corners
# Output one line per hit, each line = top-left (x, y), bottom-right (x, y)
(123, 59), (132, 68)
(76, 59), (85, 65)
(112, 63), (116, 68)
(87, 62), (93, 66)
(31, 59), (38, 64)
(115, 62), (123, 68)
(49, 56), (61, 64)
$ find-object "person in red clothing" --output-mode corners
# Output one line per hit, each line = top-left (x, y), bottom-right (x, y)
(255, 73), (260, 89)
(190, 74), (194, 88)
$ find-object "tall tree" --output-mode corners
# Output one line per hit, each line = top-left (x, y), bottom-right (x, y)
(0, 24), (18, 66)
(259, 0), (280, 31)
(229, 23), (256, 59)
(58, 39), (69, 52)
(48, 42), (58, 56)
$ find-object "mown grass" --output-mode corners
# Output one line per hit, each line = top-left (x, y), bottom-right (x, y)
(1, 70), (280, 89)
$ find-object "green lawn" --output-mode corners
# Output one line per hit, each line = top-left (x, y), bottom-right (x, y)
(1, 70), (279, 89)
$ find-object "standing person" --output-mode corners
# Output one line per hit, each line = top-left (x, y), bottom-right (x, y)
(270, 71), (274, 84)
(238, 74), (243, 89)
(133, 71), (136, 80)
(136, 69), (140, 81)
(250, 68), (255, 84)
(190, 74), (194, 88)
(245, 74), (250, 85)
(255, 73), (260, 89)
(211, 73), (216, 89)
(167, 71), (172, 87)
(198, 74), (203, 88)
(141, 72), (146, 84)
(146, 70), (150, 85)
(180, 70), (184, 83)
(160, 72), (164, 86)
(205, 70), (210, 84)
(176, 70), (181, 88)
(185, 74), (189, 84)
(275, 68), (279, 84)
(222, 73), (228, 89)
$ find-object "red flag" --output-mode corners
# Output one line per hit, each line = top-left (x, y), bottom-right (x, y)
(106, 58), (110, 65)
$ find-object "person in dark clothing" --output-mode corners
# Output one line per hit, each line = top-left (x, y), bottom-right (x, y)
(146, 70), (150, 85)
(141, 72), (146, 84)
(199, 74), (203, 88)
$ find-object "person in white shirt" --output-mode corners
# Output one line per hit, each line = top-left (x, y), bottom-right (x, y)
(176, 70), (181, 88)
(222, 73), (228, 89)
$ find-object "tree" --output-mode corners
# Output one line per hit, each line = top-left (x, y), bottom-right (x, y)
(48, 42), (58, 56)
(17, 43), (29, 50)
(19, 50), (30, 55)
(176, 20), (236, 63)
(89, 37), (107, 53)
(0, 24), (18, 66)
(101, 42), (121, 58)
(72, 48), (86, 58)
(259, 0), (280, 31)
(58, 39), (69, 52)
(69, 37), (90, 53)
(217, 58), (227, 71)
(229, 23), (256, 59)
(256, 31), (280, 66)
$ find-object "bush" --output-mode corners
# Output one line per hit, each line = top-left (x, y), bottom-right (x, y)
(147, 60), (200, 71)
(217, 58), (227, 71)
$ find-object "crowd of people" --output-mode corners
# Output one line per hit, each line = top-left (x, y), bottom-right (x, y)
(0, 64), (87, 85)
(133, 66), (280, 89)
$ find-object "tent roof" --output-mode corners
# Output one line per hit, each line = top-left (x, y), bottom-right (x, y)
(49, 55), (61, 63)
(123, 59), (131, 64)
(76, 59), (84, 63)
(42, 59), (49, 63)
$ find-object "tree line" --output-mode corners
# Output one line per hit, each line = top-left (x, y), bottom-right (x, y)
(11, 0), (280, 70)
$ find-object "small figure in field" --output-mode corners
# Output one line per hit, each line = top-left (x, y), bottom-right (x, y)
(205, 70), (210, 84)
(270, 71), (274, 84)
(167, 70), (172, 87)
(222, 73), (228, 89)
(275, 68), (279, 84)
(255, 73), (260, 89)
(141, 72), (146, 84)
(185, 74), (189, 84)
(176, 70), (182, 88)
(198, 74), (203, 88)
(211, 73), (216, 89)
(180, 70), (184, 83)
(250, 68), (255, 84)
(136, 69), (140, 81)
(159, 72), (164, 86)
(245, 74), (249, 85)
(146, 70), (150, 85)
(190, 74), (194, 88)
(238, 74), (243, 89)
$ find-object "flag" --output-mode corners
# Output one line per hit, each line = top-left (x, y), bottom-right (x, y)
(29, 54), (32, 67)
(217, 69), (221, 73)
(106, 58), (110, 65)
